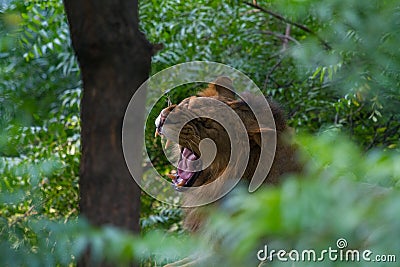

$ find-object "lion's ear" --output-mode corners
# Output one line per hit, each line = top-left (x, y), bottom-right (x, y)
(198, 76), (235, 98)
(211, 76), (235, 99)
(248, 127), (276, 147)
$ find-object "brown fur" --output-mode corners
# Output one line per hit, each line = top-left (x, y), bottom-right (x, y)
(159, 77), (301, 232)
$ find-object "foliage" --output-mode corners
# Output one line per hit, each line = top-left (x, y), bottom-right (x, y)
(196, 132), (400, 266)
(2, 132), (399, 267)
(0, 0), (81, 264)
(0, 0), (80, 215)
(140, 0), (400, 149)
(140, 193), (183, 234)
(268, 0), (400, 148)
(0, 0), (79, 130)
(0, 0), (400, 266)
(1, 215), (200, 267)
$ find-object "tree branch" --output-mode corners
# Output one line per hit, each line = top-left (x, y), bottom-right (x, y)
(9, 205), (38, 227)
(263, 56), (284, 90)
(282, 24), (291, 50)
(260, 30), (300, 45)
(244, 2), (331, 50)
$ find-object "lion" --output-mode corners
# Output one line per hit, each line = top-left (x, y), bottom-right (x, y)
(154, 77), (302, 235)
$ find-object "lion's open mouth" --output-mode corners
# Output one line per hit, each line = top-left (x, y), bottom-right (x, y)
(173, 147), (200, 188)
(155, 111), (200, 189)
(165, 146), (201, 190)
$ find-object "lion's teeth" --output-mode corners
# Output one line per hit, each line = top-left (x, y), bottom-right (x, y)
(167, 173), (177, 179)
(176, 178), (186, 187)
(165, 139), (171, 149)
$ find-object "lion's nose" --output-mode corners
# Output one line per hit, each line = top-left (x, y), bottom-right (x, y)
(154, 105), (176, 137)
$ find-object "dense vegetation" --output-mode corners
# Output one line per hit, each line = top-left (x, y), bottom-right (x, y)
(1, 0), (399, 266)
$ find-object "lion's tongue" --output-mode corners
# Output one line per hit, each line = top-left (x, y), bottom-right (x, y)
(177, 148), (198, 182)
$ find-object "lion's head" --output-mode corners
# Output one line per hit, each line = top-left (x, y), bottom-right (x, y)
(155, 77), (301, 231)
(155, 77), (300, 191)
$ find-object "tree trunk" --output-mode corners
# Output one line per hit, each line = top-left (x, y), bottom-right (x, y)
(63, 0), (152, 265)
